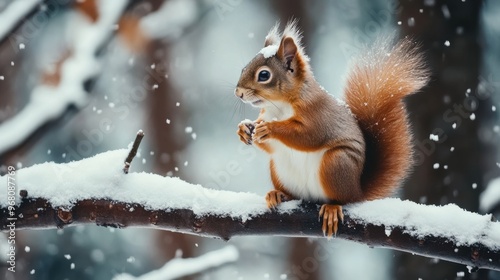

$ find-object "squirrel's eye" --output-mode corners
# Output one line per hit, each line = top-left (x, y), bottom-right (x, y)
(258, 70), (271, 82)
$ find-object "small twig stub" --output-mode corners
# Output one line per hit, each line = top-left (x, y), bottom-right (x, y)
(123, 130), (145, 174)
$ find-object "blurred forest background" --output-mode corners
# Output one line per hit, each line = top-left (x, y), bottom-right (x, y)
(1, 0), (500, 279)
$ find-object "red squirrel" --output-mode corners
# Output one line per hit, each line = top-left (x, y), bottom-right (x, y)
(235, 21), (428, 236)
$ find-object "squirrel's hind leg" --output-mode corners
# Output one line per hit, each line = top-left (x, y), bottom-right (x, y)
(266, 159), (294, 208)
(318, 148), (362, 238)
(319, 204), (344, 238)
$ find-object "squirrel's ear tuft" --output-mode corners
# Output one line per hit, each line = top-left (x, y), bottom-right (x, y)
(277, 20), (310, 74)
(282, 20), (302, 43)
(264, 22), (281, 47)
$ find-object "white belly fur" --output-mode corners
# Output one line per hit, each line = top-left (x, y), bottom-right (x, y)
(270, 140), (327, 202)
(259, 101), (327, 201)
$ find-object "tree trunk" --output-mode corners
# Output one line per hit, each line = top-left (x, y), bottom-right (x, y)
(397, 0), (497, 279)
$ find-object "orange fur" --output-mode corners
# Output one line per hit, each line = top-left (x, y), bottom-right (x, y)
(253, 140), (273, 154)
(74, 0), (99, 22)
(270, 160), (293, 198)
(345, 37), (428, 200)
(117, 14), (151, 53)
(40, 50), (71, 86)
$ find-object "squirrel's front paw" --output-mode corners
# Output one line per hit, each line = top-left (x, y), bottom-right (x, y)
(237, 119), (255, 145)
(265, 190), (291, 208)
(253, 121), (271, 143)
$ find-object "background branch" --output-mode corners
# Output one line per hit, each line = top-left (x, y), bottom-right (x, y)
(0, 0), (43, 44)
(113, 245), (239, 280)
(0, 0), (129, 156)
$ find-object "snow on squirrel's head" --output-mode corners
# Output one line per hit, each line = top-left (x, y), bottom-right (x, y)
(234, 20), (312, 108)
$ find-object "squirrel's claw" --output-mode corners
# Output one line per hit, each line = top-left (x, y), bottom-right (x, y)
(265, 190), (289, 208)
(253, 121), (271, 143)
(237, 121), (255, 145)
(319, 204), (344, 239)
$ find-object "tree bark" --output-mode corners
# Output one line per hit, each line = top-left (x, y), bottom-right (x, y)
(2, 197), (499, 272)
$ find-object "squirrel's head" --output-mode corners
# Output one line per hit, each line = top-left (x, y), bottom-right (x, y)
(235, 21), (311, 108)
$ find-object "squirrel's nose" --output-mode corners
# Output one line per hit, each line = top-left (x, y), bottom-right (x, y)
(234, 87), (244, 99)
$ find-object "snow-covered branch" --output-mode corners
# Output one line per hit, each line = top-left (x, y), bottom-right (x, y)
(0, 0), (129, 155)
(0, 0), (203, 156)
(116, 0), (199, 53)
(1, 150), (499, 271)
(480, 177), (500, 213)
(113, 245), (238, 280)
(139, 0), (198, 40)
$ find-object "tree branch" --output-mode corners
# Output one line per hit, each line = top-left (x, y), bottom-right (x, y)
(0, 0), (43, 44)
(1, 148), (498, 272)
(2, 195), (499, 272)
(0, 0), (130, 156)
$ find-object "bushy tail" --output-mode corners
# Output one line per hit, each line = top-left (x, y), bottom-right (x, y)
(344, 36), (429, 200)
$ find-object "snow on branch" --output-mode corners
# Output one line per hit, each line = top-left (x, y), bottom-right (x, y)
(113, 245), (238, 280)
(116, 0), (199, 53)
(0, 0), (42, 42)
(0, 0), (129, 155)
(480, 177), (500, 213)
(1, 149), (499, 271)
